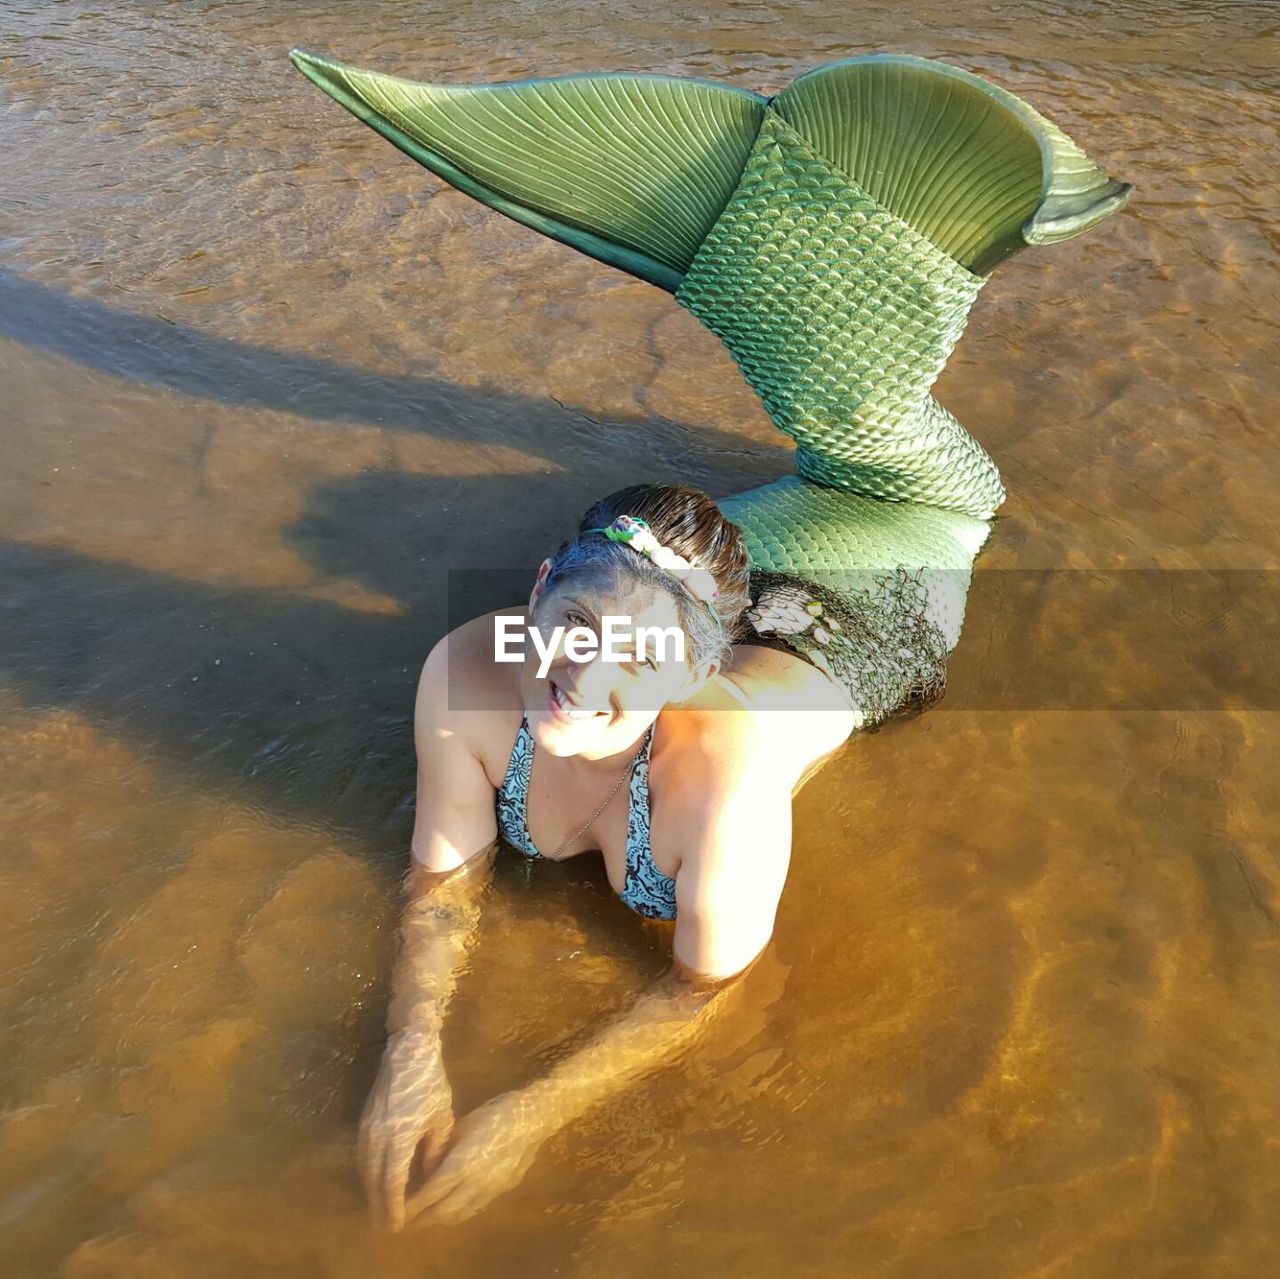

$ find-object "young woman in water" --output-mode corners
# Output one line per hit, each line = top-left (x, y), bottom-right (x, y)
(288, 42), (1130, 1231)
(359, 482), (871, 1229)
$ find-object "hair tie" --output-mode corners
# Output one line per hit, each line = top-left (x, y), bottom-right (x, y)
(581, 514), (723, 630)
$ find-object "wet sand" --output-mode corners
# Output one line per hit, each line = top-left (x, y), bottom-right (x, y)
(1, 1), (1277, 1275)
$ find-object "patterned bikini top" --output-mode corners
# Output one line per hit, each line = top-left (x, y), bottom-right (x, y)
(496, 716), (677, 920)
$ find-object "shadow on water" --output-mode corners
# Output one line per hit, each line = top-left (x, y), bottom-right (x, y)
(0, 273), (795, 853)
(0, 470), (654, 852)
(0, 270), (789, 465)
(4, 272), (1277, 858)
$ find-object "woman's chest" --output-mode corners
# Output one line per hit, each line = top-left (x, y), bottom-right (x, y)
(512, 742), (676, 898)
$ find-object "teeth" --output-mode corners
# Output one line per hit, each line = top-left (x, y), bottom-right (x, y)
(554, 684), (602, 719)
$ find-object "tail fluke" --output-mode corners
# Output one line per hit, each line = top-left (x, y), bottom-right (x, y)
(771, 55), (1132, 275)
(290, 49), (1131, 523)
(289, 48), (766, 291)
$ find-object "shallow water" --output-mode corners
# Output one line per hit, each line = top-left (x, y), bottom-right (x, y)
(1, 1), (1278, 1275)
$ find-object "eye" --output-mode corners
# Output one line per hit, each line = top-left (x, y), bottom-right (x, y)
(565, 608), (592, 629)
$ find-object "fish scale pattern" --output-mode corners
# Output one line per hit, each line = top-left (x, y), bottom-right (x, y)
(719, 475), (993, 653)
(676, 109), (1006, 519)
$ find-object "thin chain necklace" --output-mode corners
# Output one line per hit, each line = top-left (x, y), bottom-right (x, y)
(548, 725), (651, 860)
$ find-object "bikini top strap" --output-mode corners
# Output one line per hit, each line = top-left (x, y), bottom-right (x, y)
(631, 723), (656, 807)
(500, 713), (533, 801)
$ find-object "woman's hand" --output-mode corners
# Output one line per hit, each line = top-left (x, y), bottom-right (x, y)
(358, 1025), (456, 1231)
(403, 1088), (555, 1226)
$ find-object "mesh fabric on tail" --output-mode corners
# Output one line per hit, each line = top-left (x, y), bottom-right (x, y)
(741, 568), (950, 729)
(677, 109), (1005, 519)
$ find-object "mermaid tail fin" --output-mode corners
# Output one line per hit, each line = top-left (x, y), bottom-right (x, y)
(705, 56), (1129, 514)
(675, 55), (1131, 517)
(291, 50), (1129, 520)
(291, 50), (1131, 691)
(675, 106), (1007, 517)
(288, 49), (766, 292)
(771, 55), (1132, 276)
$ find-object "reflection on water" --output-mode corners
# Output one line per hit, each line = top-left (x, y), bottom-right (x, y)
(1, 1), (1277, 1275)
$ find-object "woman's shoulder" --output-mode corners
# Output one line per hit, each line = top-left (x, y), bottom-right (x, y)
(422, 607), (526, 698)
(654, 685), (797, 818)
(417, 608), (527, 785)
(719, 641), (856, 718)
(649, 653), (855, 875)
(652, 697), (796, 929)
(674, 645), (858, 769)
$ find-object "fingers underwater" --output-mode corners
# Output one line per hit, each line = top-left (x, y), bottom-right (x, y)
(410, 1126), (452, 1188)
(357, 1128), (387, 1227)
(404, 1146), (468, 1223)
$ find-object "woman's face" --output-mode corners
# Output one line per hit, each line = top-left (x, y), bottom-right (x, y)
(520, 560), (715, 758)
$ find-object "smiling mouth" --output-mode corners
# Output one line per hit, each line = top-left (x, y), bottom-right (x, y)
(549, 679), (609, 722)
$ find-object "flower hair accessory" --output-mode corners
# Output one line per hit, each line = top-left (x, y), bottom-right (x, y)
(582, 515), (722, 617)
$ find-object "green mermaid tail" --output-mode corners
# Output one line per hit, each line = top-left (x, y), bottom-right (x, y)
(290, 48), (1130, 720)
(289, 51), (768, 290)
(675, 107), (1002, 517)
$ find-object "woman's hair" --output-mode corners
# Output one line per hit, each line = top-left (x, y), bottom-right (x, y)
(541, 483), (752, 669)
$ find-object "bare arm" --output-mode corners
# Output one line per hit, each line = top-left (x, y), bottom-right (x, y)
(506, 960), (744, 1137)
(384, 858), (492, 1037)
(518, 765), (791, 1126)
(361, 632), (502, 1230)
(408, 760), (794, 1224)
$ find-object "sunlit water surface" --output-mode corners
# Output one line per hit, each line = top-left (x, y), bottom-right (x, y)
(1, 1), (1277, 1275)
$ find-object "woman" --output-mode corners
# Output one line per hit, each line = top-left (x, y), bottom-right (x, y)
(288, 47), (1129, 1229)
(360, 482), (877, 1230)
